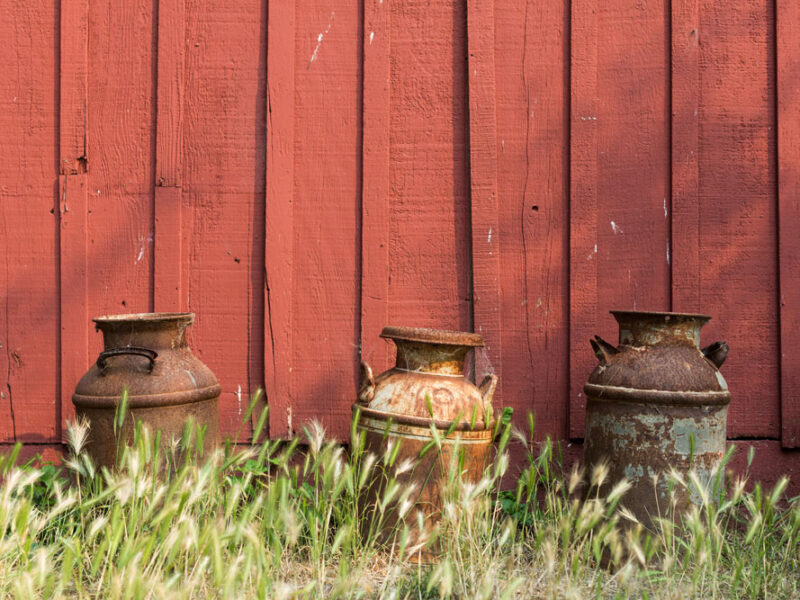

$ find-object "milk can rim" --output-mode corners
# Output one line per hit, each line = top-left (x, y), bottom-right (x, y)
(93, 312), (195, 325)
(380, 325), (484, 347)
(610, 309), (711, 322)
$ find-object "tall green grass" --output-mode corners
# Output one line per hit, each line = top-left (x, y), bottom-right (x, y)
(0, 396), (797, 599)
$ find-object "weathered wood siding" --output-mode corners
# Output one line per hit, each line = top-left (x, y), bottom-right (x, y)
(1, 0), (798, 477)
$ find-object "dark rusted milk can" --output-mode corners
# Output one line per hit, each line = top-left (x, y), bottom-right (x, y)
(354, 326), (497, 546)
(584, 310), (730, 526)
(72, 313), (221, 468)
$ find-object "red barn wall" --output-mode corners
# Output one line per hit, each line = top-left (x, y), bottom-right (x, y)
(1, 0), (798, 482)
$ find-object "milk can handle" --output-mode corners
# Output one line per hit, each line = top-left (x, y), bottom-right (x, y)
(97, 347), (158, 372)
(358, 360), (375, 404)
(701, 341), (729, 369)
(479, 373), (498, 405)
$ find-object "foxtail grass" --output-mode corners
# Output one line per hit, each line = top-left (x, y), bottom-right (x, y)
(0, 397), (797, 598)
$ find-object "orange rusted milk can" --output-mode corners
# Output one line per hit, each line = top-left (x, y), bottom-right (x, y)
(72, 313), (221, 468)
(354, 326), (498, 548)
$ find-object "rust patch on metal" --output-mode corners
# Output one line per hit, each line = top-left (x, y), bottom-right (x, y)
(356, 326), (497, 556)
(72, 312), (220, 468)
(611, 310), (710, 348)
(584, 310), (730, 528)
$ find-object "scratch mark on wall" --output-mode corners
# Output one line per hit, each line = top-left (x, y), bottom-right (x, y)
(610, 221), (623, 235)
(487, 227), (492, 243)
(135, 234), (152, 264)
(369, 31), (374, 45)
(309, 12), (335, 67)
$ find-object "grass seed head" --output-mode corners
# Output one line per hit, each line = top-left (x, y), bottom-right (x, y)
(590, 461), (609, 490)
(394, 456), (414, 477)
(305, 420), (326, 455)
(568, 464), (584, 495)
(65, 416), (91, 457)
(606, 477), (632, 506)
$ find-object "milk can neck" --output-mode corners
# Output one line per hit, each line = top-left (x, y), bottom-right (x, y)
(612, 310), (710, 348)
(94, 313), (193, 351)
(394, 341), (469, 376)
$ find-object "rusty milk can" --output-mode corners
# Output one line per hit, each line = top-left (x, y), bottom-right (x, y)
(72, 313), (221, 468)
(584, 310), (730, 526)
(354, 326), (498, 540)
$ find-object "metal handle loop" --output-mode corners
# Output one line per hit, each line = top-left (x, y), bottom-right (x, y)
(358, 360), (375, 404)
(478, 373), (498, 405)
(96, 347), (158, 372)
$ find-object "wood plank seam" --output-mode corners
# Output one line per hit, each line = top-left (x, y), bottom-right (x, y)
(467, 0), (503, 400)
(671, 0), (701, 313)
(514, 0), (571, 439)
(568, 0), (598, 439)
(264, 0), (296, 437)
(58, 0), (90, 441)
(360, 0), (391, 374)
(777, 0), (800, 448)
(154, 0), (186, 312)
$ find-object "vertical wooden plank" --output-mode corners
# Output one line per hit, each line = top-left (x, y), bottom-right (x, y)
(0, 0), (60, 442)
(265, 0), (295, 437)
(509, 0), (570, 438)
(155, 0), (185, 188)
(289, 1), (363, 439)
(386, 0), (472, 334)
(154, 187), (183, 310)
(362, 0), (471, 377)
(59, 174), (88, 434)
(493, 0), (569, 438)
(87, 0), (155, 321)
(184, 0), (266, 437)
(671, 0), (700, 312)
(467, 0), (503, 396)
(778, 0), (800, 447)
(568, 0), (598, 439)
(0, 192), (7, 440)
(60, 0), (89, 176)
(695, 0), (777, 439)
(569, 0), (671, 438)
(360, 0), (391, 374)
(154, 0), (186, 312)
(59, 0), (90, 436)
